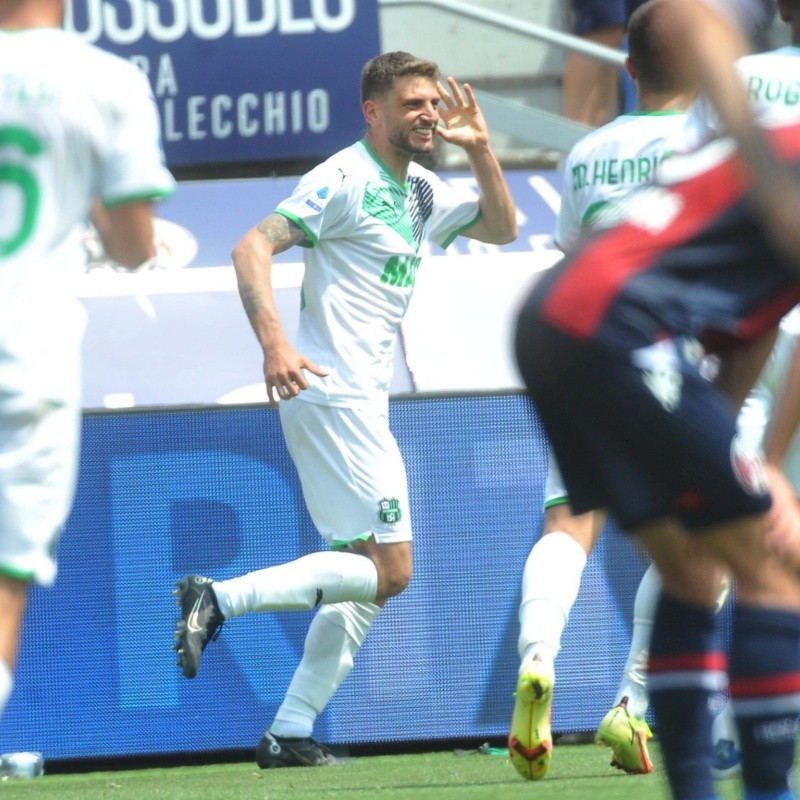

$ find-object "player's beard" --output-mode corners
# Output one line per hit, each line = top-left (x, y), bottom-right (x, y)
(387, 126), (435, 157)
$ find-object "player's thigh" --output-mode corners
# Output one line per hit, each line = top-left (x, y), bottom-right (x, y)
(279, 399), (412, 547)
(349, 536), (412, 599)
(698, 498), (800, 608)
(543, 448), (606, 551)
(0, 396), (79, 586)
(635, 517), (726, 607)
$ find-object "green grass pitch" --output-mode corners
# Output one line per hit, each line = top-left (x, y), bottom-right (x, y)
(0, 742), (750, 800)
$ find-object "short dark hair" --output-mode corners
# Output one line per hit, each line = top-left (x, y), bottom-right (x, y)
(627, 0), (690, 94)
(360, 51), (440, 104)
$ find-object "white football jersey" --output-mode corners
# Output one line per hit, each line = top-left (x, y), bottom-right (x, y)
(685, 45), (800, 146)
(554, 111), (690, 253)
(0, 27), (174, 405)
(276, 139), (480, 408)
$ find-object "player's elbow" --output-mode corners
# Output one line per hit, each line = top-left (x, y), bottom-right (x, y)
(496, 221), (518, 245)
(231, 229), (262, 267)
(486, 220), (518, 245)
(231, 239), (246, 266)
(468, 217), (518, 247)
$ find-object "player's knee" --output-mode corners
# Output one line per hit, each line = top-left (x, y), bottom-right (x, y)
(351, 537), (412, 599)
(376, 561), (413, 598)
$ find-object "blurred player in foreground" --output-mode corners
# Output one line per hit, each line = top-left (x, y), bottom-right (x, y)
(173, 51), (516, 768)
(0, 0), (174, 719)
(510, 0), (698, 779)
(616, 0), (800, 780)
(512, 0), (800, 782)
(604, 0), (800, 779)
(515, 0), (800, 796)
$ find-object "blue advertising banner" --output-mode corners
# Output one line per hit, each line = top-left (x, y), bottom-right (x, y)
(65, 1), (382, 168)
(0, 395), (648, 761)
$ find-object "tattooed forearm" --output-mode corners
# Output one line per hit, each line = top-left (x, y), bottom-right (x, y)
(232, 214), (304, 325)
(256, 213), (305, 253)
(238, 282), (263, 320)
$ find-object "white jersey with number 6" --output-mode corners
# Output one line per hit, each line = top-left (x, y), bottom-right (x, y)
(0, 26), (174, 585)
(0, 27), (174, 406)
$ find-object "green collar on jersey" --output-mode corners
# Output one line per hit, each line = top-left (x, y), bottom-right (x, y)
(360, 138), (409, 193)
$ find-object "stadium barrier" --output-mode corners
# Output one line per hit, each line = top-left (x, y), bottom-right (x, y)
(2, 393), (647, 760)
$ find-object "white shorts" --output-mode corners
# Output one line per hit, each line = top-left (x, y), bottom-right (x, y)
(279, 398), (413, 547)
(0, 393), (80, 586)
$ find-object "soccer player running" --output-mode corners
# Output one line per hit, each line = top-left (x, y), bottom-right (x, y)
(510, 0), (697, 780)
(173, 51), (517, 768)
(515, 0), (800, 797)
(0, 0), (174, 720)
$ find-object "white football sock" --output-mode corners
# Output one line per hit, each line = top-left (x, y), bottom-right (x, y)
(612, 565), (729, 719)
(212, 552), (378, 619)
(270, 601), (381, 738)
(518, 532), (587, 673)
(613, 562), (661, 718)
(0, 660), (12, 717)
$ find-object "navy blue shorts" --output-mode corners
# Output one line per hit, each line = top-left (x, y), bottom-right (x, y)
(514, 318), (772, 532)
(571, 0), (647, 34)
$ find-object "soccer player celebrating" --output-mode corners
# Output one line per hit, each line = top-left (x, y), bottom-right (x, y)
(173, 51), (517, 768)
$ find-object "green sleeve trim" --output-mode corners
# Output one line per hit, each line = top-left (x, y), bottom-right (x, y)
(275, 209), (317, 248)
(103, 187), (175, 209)
(441, 209), (482, 249)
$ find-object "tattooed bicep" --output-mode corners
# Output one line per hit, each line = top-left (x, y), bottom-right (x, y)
(256, 213), (305, 253)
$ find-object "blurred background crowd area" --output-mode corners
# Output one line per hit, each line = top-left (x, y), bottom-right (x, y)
(378, 0), (790, 171)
